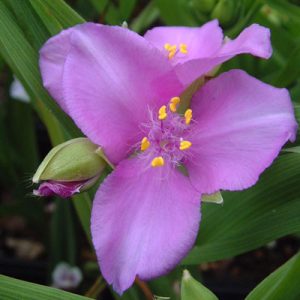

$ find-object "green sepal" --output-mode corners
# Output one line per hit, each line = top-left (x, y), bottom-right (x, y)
(202, 191), (223, 204)
(33, 138), (106, 183)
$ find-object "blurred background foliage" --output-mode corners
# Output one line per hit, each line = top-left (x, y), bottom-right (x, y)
(0, 0), (300, 299)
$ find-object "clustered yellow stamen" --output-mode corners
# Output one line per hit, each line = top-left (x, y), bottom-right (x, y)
(164, 42), (188, 59)
(180, 140), (192, 151)
(164, 43), (177, 59)
(151, 156), (165, 168)
(184, 109), (192, 125)
(169, 96), (181, 113)
(179, 43), (188, 54)
(158, 105), (167, 120)
(141, 137), (150, 151)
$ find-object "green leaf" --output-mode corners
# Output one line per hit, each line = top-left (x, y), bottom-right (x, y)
(88, 0), (108, 13)
(73, 193), (92, 242)
(246, 252), (300, 300)
(202, 191), (223, 205)
(181, 270), (218, 300)
(36, 0), (84, 28)
(262, 0), (300, 22)
(131, 1), (160, 33)
(274, 45), (300, 87)
(0, 275), (92, 300)
(50, 199), (77, 269)
(29, 0), (63, 35)
(183, 153), (300, 264)
(154, 0), (199, 26)
(4, 0), (49, 49)
(119, 0), (137, 20)
(0, 1), (79, 138)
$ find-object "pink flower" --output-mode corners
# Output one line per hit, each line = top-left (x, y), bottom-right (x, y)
(39, 23), (297, 293)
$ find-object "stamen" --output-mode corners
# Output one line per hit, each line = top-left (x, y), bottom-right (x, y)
(179, 43), (188, 54)
(180, 140), (192, 151)
(169, 96), (181, 113)
(168, 46), (177, 59)
(164, 43), (171, 50)
(141, 137), (150, 151)
(151, 156), (165, 167)
(164, 43), (177, 59)
(158, 105), (167, 120)
(184, 109), (192, 125)
(168, 45), (177, 52)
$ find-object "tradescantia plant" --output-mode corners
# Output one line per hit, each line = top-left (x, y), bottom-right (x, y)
(1, 0), (300, 299)
(35, 20), (297, 294)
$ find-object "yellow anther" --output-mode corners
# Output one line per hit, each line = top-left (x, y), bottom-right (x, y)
(169, 96), (181, 112)
(151, 156), (165, 167)
(164, 44), (177, 59)
(141, 137), (150, 151)
(164, 43), (171, 50)
(180, 140), (192, 151)
(179, 43), (188, 54)
(168, 50), (176, 59)
(184, 109), (192, 125)
(158, 105), (167, 120)
(168, 45), (177, 52)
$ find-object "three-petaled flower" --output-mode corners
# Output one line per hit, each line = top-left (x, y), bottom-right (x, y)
(39, 20), (297, 293)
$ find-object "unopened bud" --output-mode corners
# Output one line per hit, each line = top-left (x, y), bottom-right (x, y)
(33, 138), (106, 198)
(211, 0), (237, 28)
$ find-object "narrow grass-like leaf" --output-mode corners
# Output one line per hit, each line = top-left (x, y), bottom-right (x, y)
(0, 1), (79, 138)
(4, 0), (49, 49)
(131, 1), (160, 33)
(0, 275), (92, 300)
(39, 0), (84, 28)
(29, 0), (63, 35)
(246, 252), (300, 300)
(262, 0), (300, 22)
(274, 46), (300, 87)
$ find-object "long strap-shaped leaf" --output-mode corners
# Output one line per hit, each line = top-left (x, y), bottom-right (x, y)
(246, 252), (300, 300)
(0, 1), (79, 138)
(0, 275), (93, 300)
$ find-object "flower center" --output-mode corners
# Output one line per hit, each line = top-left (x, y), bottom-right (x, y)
(164, 43), (188, 59)
(139, 97), (193, 168)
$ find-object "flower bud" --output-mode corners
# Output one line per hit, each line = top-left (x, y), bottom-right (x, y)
(211, 0), (237, 28)
(32, 138), (106, 198)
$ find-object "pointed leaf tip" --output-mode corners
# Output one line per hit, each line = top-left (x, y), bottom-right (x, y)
(181, 269), (218, 300)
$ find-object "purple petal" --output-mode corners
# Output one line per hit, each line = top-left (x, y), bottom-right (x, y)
(186, 70), (297, 194)
(40, 23), (183, 164)
(219, 24), (272, 59)
(33, 180), (87, 198)
(144, 20), (223, 64)
(174, 24), (272, 86)
(40, 27), (75, 113)
(91, 158), (200, 294)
